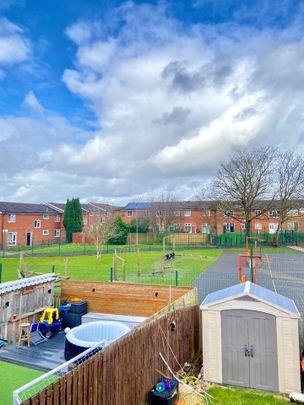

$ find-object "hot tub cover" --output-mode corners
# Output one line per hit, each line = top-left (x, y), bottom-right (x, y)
(66, 320), (131, 348)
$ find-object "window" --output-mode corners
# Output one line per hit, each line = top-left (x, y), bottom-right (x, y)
(7, 232), (17, 246)
(224, 211), (233, 217)
(184, 223), (192, 233)
(54, 215), (60, 223)
(202, 209), (211, 217)
(241, 223), (246, 230)
(184, 209), (191, 217)
(202, 224), (210, 234)
(168, 224), (180, 232)
(255, 210), (262, 216)
(287, 209), (298, 217)
(269, 223), (278, 234)
(269, 210), (279, 218)
(156, 223), (164, 232)
(34, 219), (41, 228)
(174, 210), (180, 216)
(43, 213), (49, 219)
(42, 230), (49, 236)
(156, 210), (162, 217)
(127, 210), (133, 217)
(223, 223), (235, 233)
(8, 214), (16, 223)
(255, 223), (262, 230)
(287, 222), (299, 231)
(83, 218), (88, 225)
(54, 229), (61, 237)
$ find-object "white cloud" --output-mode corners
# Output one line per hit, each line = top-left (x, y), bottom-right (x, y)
(0, 17), (31, 65)
(23, 91), (43, 113)
(1, 3), (304, 202)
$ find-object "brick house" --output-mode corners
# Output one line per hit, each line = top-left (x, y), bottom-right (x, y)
(48, 202), (120, 244)
(120, 200), (304, 235)
(0, 202), (65, 249)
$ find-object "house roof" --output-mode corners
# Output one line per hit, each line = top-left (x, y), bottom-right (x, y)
(123, 202), (152, 210)
(0, 202), (59, 215)
(201, 281), (299, 316)
(0, 274), (58, 295)
(47, 202), (89, 213)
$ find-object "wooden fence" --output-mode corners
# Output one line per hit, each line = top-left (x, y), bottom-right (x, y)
(22, 305), (200, 405)
(60, 280), (196, 317)
(127, 232), (209, 245)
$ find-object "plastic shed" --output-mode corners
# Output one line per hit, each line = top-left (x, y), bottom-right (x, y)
(200, 281), (300, 394)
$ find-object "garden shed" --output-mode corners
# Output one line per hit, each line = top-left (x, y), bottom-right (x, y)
(201, 281), (300, 394)
(0, 274), (57, 343)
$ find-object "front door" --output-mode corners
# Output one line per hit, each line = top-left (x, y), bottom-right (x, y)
(221, 309), (278, 391)
(26, 232), (32, 247)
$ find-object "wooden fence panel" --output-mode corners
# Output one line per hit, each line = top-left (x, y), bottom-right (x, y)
(22, 305), (200, 405)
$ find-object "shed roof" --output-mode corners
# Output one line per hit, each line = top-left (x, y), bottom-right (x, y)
(201, 281), (299, 316)
(0, 274), (58, 295)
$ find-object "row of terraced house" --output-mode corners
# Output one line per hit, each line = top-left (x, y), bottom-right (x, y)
(1, 200), (304, 248)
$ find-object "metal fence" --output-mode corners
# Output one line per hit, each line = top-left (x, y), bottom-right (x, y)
(212, 231), (304, 247)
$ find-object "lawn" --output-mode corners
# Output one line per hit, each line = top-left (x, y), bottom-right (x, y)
(0, 361), (43, 405)
(0, 249), (222, 286)
(207, 385), (288, 404)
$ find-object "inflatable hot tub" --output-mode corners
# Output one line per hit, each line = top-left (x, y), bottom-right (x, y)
(64, 321), (131, 360)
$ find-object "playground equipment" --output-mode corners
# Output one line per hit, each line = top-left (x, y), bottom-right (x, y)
(238, 236), (263, 283)
(163, 235), (176, 254)
(112, 245), (140, 281)
(39, 308), (62, 338)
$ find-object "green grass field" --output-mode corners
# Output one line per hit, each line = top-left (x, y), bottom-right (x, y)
(0, 249), (222, 286)
(0, 361), (43, 405)
(207, 385), (287, 404)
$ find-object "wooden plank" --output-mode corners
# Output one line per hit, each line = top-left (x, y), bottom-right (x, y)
(59, 375), (66, 405)
(66, 373), (72, 405)
(77, 363), (84, 405)
(46, 385), (52, 405)
(53, 381), (60, 405)
(72, 368), (78, 405)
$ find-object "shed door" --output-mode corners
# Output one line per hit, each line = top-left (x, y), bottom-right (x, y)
(222, 310), (250, 387)
(221, 309), (278, 391)
(248, 312), (278, 391)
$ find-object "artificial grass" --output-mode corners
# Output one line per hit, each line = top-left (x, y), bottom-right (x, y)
(0, 249), (222, 286)
(0, 361), (43, 405)
(207, 385), (287, 404)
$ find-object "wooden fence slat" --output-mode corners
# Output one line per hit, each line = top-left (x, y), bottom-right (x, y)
(53, 381), (60, 405)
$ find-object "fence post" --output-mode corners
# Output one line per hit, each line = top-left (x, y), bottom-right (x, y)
(175, 270), (178, 287)
(250, 243), (254, 283)
(51, 264), (55, 273)
(32, 241), (34, 256)
(59, 239), (61, 256)
(110, 267), (113, 282)
(0, 263), (2, 283)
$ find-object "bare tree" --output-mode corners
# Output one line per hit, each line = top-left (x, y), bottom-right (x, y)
(85, 207), (117, 261)
(146, 192), (178, 233)
(193, 182), (218, 235)
(273, 150), (304, 242)
(213, 146), (277, 235)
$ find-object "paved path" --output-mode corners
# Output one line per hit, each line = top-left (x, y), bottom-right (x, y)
(192, 251), (274, 304)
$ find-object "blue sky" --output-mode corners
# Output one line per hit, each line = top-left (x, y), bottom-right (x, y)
(1, 0), (304, 203)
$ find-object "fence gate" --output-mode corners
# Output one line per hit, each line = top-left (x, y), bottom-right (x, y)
(221, 309), (278, 391)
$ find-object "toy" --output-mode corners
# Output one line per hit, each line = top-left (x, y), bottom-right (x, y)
(39, 308), (62, 338)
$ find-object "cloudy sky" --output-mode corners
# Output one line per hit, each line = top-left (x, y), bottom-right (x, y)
(1, 0), (304, 204)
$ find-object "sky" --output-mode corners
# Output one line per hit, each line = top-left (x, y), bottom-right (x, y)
(1, 0), (304, 204)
